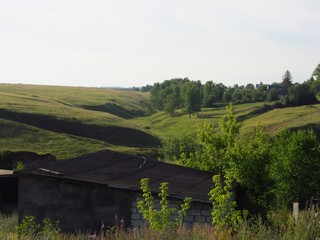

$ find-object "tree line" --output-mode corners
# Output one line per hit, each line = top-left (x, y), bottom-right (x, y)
(145, 65), (320, 116)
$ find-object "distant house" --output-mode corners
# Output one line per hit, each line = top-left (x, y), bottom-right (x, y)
(17, 150), (215, 232)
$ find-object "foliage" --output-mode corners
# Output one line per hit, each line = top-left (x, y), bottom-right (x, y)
(16, 216), (40, 238)
(149, 79), (272, 116)
(16, 215), (60, 240)
(178, 103), (242, 172)
(2, 207), (320, 239)
(281, 83), (318, 107)
(137, 178), (192, 231)
(160, 135), (198, 161)
(0, 212), (18, 239)
(267, 88), (279, 101)
(181, 81), (202, 116)
(150, 78), (190, 113)
(281, 70), (293, 88)
(312, 63), (320, 80)
(13, 161), (25, 171)
(269, 128), (320, 209)
(209, 172), (242, 231)
(231, 126), (272, 216)
(178, 104), (244, 230)
(203, 81), (226, 107)
(39, 218), (61, 240)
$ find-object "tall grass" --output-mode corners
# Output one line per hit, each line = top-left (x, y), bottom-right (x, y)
(0, 212), (18, 239)
(2, 207), (320, 239)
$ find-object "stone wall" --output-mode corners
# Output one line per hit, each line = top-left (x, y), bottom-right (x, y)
(130, 193), (212, 227)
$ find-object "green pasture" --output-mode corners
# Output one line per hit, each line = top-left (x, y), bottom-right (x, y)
(241, 104), (320, 135)
(0, 84), (148, 112)
(0, 118), (156, 160)
(1, 84), (320, 160)
(0, 85), (147, 126)
(0, 119), (108, 160)
(132, 102), (266, 138)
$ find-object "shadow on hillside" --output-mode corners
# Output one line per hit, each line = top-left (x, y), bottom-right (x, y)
(237, 104), (280, 122)
(81, 103), (145, 119)
(0, 109), (160, 148)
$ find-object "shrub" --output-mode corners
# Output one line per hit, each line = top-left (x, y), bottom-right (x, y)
(137, 178), (192, 231)
(16, 215), (60, 240)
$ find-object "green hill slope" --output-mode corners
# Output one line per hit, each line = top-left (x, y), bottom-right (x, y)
(0, 118), (108, 160)
(241, 104), (320, 135)
(1, 84), (320, 160)
(0, 84), (160, 159)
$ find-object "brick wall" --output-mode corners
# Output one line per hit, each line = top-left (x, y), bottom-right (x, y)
(130, 194), (212, 227)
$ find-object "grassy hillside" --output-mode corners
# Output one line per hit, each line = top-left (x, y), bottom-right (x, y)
(0, 84), (160, 159)
(241, 104), (320, 135)
(0, 119), (108, 160)
(132, 102), (266, 139)
(1, 84), (320, 160)
(0, 84), (149, 118)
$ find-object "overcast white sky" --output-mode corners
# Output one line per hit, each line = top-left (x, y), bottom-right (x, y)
(0, 0), (319, 87)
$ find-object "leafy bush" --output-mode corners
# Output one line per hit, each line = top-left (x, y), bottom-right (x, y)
(137, 178), (192, 231)
(160, 135), (198, 161)
(270, 128), (320, 209)
(209, 173), (242, 231)
(16, 215), (60, 240)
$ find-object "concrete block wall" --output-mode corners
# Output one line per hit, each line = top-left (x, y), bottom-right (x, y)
(130, 194), (212, 227)
(18, 176), (132, 232)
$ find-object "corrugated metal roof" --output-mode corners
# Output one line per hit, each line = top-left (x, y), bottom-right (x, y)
(18, 150), (214, 203)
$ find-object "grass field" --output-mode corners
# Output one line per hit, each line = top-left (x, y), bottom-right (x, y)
(1, 84), (320, 161)
(132, 102), (266, 139)
(0, 84), (159, 159)
(241, 104), (320, 135)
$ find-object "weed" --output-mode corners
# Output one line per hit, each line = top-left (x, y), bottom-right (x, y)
(137, 178), (192, 231)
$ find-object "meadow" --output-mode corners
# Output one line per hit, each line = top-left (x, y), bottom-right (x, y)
(0, 84), (158, 159)
(1, 84), (320, 160)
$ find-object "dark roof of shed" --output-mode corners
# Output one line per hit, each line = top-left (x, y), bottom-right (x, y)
(17, 150), (214, 203)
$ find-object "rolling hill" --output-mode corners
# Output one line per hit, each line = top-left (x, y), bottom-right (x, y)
(0, 84), (160, 159)
(1, 84), (320, 161)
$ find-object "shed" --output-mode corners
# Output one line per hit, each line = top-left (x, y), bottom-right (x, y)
(17, 150), (214, 232)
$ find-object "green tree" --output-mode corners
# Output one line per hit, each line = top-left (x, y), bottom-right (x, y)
(310, 79), (320, 95)
(269, 129), (320, 209)
(181, 81), (202, 117)
(209, 171), (242, 231)
(281, 83), (318, 106)
(281, 70), (293, 88)
(312, 63), (320, 80)
(150, 83), (165, 111)
(163, 85), (180, 116)
(267, 88), (278, 102)
(307, 64), (320, 95)
(222, 87), (234, 103)
(178, 104), (243, 230)
(232, 89), (244, 103)
(231, 127), (272, 216)
(160, 135), (198, 161)
(178, 104), (242, 172)
(245, 83), (255, 89)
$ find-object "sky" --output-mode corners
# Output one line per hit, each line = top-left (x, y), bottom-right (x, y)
(0, 0), (319, 88)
